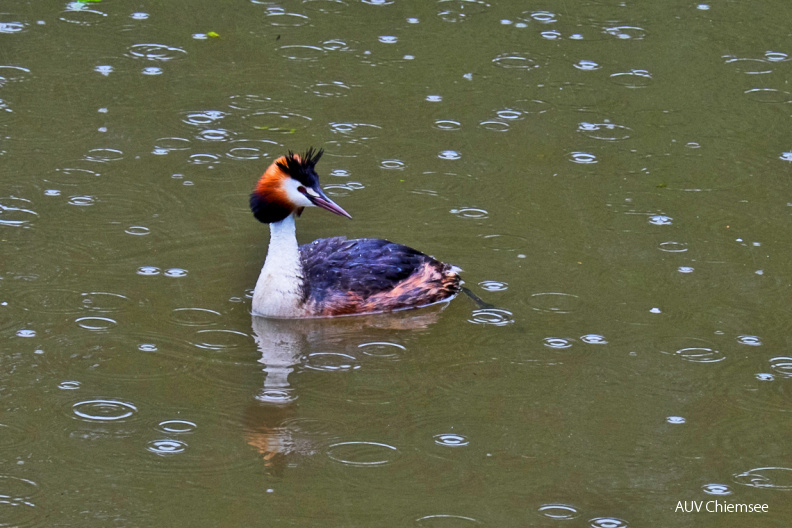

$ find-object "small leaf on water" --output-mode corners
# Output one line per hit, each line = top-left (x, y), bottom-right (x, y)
(207, 31), (220, 38)
(656, 182), (667, 188)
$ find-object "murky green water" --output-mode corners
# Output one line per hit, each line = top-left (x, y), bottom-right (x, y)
(2, 0), (792, 526)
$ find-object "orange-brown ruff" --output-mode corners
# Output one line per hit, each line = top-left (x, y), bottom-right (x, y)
(250, 148), (461, 318)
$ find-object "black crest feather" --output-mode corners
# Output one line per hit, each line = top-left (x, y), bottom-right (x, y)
(276, 147), (323, 187)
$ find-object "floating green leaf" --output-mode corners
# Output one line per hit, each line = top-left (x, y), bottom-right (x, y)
(207, 31), (220, 38)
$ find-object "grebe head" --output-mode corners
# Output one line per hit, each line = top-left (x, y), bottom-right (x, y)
(250, 147), (352, 224)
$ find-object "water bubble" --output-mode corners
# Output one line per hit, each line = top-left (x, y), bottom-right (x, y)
(141, 66), (162, 76)
(438, 150), (461, 160)
(756, 373), (774, 381)
(468, 308), (514, 326)
(147, 439), (187, 456)
(702, 483), (732, 496)
(433, 433), (469, 447)
(16, 329), (36, 338)
(94, 65), (113, 76)
(737, 335), (762, 346)
(544, 337), (573, 349)
(326, 441), (399, 466)
(650, 307), (662, 314)
(72, 399), (138, 422)
(478, 280), (508, 292)
(648, 215), (673, 226)
(164, 268), (188, 278)
(378, 35), (398, 44)
(539, 504), (580, 520)
(137, 266), (161, 276)
(137, 343), (158, 352)
(666, 416), (686, 424)
(580, 334), (607, 344)
(426, 95), (443, 102)
(528, 10), (557, 23)
(131, 12), (149, 20)
(779, 152), (792, 162)
(541, 30), (561, 40)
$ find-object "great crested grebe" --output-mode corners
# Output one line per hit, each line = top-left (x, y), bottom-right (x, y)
(249, 148), (461, 318)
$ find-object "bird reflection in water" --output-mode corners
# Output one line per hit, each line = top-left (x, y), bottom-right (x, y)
(242, 305), (448, 473)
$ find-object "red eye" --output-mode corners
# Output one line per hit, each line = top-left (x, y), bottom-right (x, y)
(297, 186), (307, 194)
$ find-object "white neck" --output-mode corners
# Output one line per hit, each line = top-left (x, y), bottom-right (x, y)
(252, 214), (306, 318)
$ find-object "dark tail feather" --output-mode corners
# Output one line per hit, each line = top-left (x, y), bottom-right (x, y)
(461, 287), (494, 309)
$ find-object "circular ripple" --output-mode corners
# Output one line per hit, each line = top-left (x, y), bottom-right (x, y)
(197, 128), (235, 142)
(146, 439), (187, 456)
(479, 120), (509, 132)
(358, 342), (405, 359)
(58, 381), (82, 390)
(478, 280), (508, 292)
(326, 441), (399, 466)
(544, 337), (573, 349)
(244, 111), (311, 133)
(666, 416), (686, 424)
(84, 148), (123, 162)
(72, 399), (138, 422)
(450, 207), (488, 219)
(171, 307), (222, 326)
(438, 150), (461, 160)
(539, 503), (580, 520)
(529, 292), (579, 314)
(308, 81), (351, 98)
(492, 52), (540, 70)
(380, 159), (405, 170)
(81, 291), (131, 313)
(191, 329), (250, 350)
(468, 308), (514, 326)
(75, 316), (117, 331)
(580, 334), (607, 344)
(0, 196), (37, 227)
(416, 515), (481, 526)
(127, 43), (186, 61)
(737, 335), (762, 346)
(610, 70), (652, 88)
(578, 122), (632, 141)
(0, 475), (39, 525)
(434, 119), (462, 131)
(589, 517), (628, 528)
(603, 26), (646, 40)
(769, 356), (792, 378)
(305, 352), (360, 372)
(658, 241), (688, 253)
(569, 151), (597, 164)
(433, 433), (469, 447)
(125, 226), (150, 236)
(673, 347), (724, 363)
(137, 266), (160, 276)
(744, 88), (791, 104)
(733, 467), (792, 490)
(152, 137), (191, 155)
(702, 483), (732, 496)
(59, 7), (107, 26)
(279, 44), (326, 61)
(0, 65), (31, 86)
